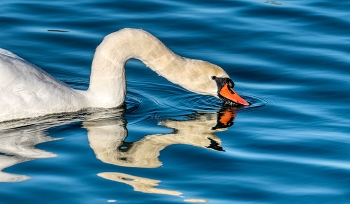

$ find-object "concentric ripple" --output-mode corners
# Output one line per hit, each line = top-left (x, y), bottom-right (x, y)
(125, 84), (266, 123)
(240, 94), (267, 111)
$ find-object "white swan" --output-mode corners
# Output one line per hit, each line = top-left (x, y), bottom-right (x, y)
(0, 28), (248, 122)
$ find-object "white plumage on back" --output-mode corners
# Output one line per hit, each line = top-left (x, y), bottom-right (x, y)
(0, 48), (86, 121)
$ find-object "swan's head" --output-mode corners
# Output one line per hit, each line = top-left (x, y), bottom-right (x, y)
(211, 76), (249, 106)
(178, 59), (249, 106)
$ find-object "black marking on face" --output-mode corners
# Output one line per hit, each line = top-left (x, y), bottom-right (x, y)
(211, 76), (235, 91)
(212, 76), (239, 106)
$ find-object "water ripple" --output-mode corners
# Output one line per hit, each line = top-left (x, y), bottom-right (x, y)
(1, 0), (350, 203)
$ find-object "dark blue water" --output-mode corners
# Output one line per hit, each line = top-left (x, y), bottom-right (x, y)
(1, 0), (350, 203)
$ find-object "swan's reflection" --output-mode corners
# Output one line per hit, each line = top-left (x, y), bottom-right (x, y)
(0, 106), (237, 199)
(84, 107), (237, 197)
(85, 108), (237, 169)
(0, 117), (70, 182)
(0, 109), (122, 182)
(98, 172), (182, 196)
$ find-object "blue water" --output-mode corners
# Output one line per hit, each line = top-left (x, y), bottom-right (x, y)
(1, 0), (350, 203)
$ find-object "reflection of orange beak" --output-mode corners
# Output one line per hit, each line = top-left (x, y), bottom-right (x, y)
(219, 108), (237, 126)
(212, 106), (238, 130)
(219, 83), (249, 106)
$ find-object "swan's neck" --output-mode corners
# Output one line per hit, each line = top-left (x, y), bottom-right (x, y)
(86, 29), (185, 108)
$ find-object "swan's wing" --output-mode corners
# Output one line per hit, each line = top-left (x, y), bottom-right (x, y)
(0, 48), (23, 59)
(0, 49), (86, 121)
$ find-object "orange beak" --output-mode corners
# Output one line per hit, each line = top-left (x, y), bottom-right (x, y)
(219, 83), (249, 106)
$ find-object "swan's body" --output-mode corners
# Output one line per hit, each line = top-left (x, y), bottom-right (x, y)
(0, 28), (247, 122)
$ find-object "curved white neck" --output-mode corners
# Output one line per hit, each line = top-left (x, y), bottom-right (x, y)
(86, 29), (185, 108)
(84, 28), (227, 108)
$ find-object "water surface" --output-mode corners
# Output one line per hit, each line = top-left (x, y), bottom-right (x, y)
(0, 0), (350, 203)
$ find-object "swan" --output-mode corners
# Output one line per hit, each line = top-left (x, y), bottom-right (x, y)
(0, 28), (248, 122)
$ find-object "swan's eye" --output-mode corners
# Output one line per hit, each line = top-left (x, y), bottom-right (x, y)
(228, 80), (235, 88)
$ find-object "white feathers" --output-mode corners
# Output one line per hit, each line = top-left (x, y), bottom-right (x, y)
(0, 29), (229, 122)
